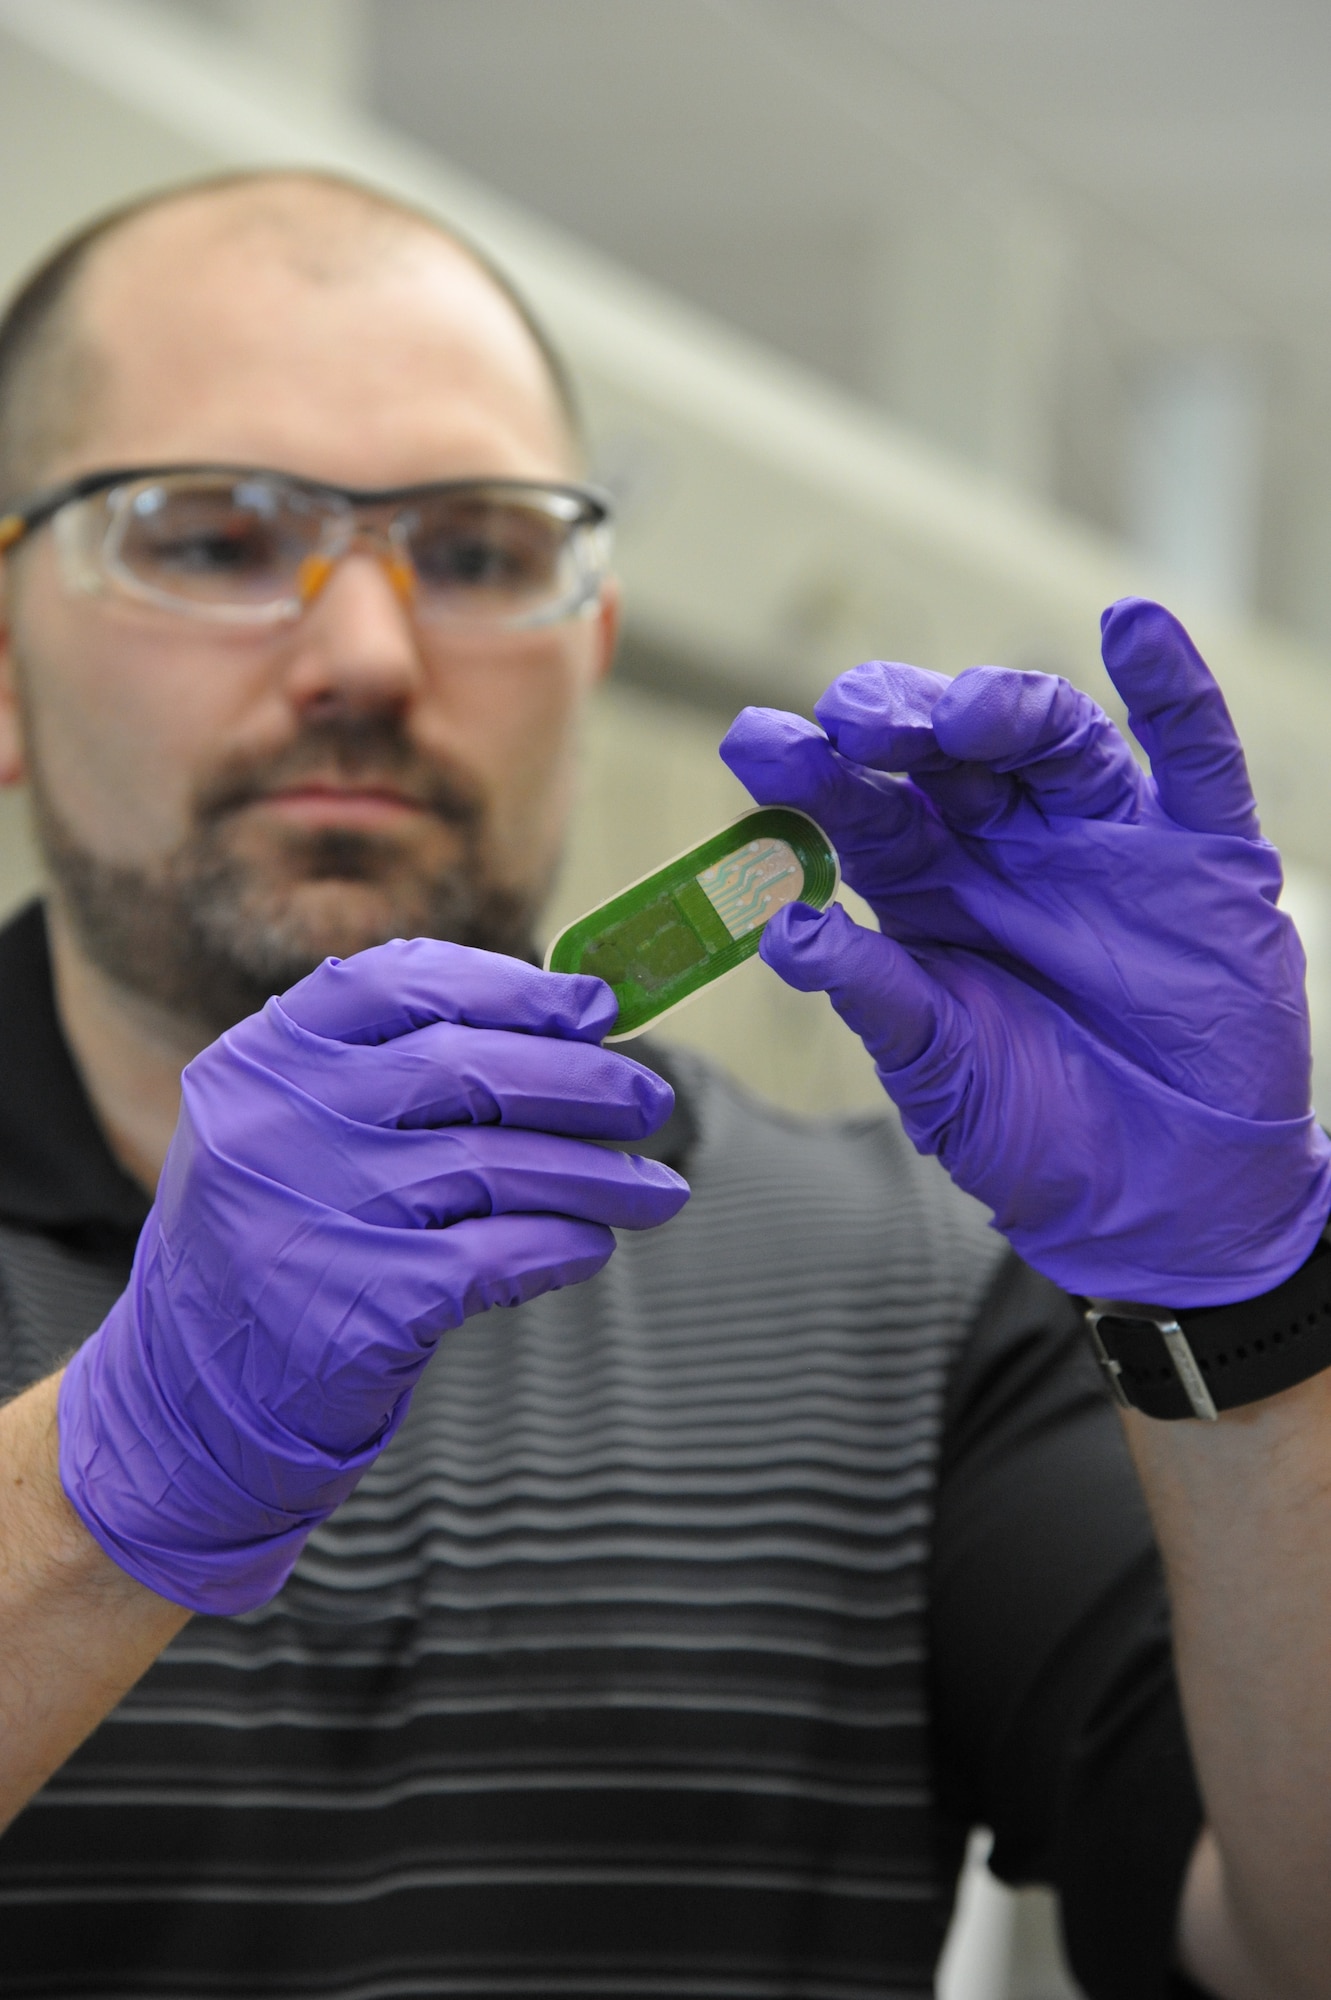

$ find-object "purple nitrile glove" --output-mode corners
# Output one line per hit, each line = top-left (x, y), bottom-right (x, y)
(721, 598), (1331, 1306)
(58, 939), (689, 1615)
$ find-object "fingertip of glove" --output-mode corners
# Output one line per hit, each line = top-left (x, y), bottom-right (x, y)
(766, 897), (836, 937)
(758, 900), (843, 986)
(628, 1065), (676, 1135)
(1101, 595), (1153, 639)
(553, 973), (621, 1042)
(719, 707), (827, 788)
(930, 664), (1083, 765)
(1100, 595), (1189, 664)
(814, 660), (951, 767)
(632, 1154), (692, 1216)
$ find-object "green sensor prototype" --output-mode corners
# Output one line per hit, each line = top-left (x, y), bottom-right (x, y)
(545, 807), (840, 1041)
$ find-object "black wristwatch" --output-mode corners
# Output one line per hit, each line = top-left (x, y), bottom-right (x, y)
(1082, 1225), (1331, 1420)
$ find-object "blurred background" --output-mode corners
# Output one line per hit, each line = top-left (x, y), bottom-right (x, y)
(2, 3), (1329, 1991)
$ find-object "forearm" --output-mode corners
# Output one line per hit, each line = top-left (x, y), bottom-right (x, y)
(1124, 1374), (1331, 2000)
(0, 1371), (189, 1833)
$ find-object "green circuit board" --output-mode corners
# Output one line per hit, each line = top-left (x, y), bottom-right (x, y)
(545, 807), (839, 1041)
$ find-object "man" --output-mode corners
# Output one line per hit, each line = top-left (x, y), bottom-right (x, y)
(0, 167), (1327, 2000)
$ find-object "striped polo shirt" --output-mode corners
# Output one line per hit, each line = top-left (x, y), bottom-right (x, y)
(0, 902), (1205, 1999)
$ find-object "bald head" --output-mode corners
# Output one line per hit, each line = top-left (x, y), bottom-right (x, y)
(0, 169), (581, 504)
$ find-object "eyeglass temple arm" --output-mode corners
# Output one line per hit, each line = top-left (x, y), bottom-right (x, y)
(0, 468), (129, 553)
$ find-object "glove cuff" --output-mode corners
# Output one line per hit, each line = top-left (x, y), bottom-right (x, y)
(56, 1289), (373, 1616)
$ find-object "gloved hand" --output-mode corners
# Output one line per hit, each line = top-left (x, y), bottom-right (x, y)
(721, 598), (1331, 1306)
(58, 940), (689, 1614)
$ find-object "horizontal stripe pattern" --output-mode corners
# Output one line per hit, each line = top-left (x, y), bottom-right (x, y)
(0, 1054), (1004, 1998)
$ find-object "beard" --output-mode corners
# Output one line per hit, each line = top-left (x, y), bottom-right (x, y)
(29, 712), (541, 1038)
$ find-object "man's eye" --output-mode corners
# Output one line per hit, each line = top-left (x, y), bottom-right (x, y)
(414, 530), (561, 595)
(415, 536), (522, 586)
(141, 528), (279, 576)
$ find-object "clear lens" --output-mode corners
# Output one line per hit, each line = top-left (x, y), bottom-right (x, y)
(105, 476), (328, 619)
(401, 489), (600, 624)
(50, 473), (609, 628)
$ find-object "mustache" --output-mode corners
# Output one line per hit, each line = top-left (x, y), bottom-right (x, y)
(190, 714), (485, 830)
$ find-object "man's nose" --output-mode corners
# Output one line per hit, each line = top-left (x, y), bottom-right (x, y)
(284, 548), (426, 714)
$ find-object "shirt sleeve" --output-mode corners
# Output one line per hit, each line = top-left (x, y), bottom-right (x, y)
(929, 1251), (1212, 2000)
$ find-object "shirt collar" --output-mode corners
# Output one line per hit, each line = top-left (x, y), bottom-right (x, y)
(0, 901), (151, 1241)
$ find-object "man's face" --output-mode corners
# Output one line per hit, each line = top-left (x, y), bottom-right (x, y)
(0, 197), (617, 1032)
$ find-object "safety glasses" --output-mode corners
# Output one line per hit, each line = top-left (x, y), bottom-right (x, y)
(0, 465), (614, 629)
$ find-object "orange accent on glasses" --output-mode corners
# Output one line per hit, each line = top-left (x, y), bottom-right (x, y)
(386, 553), (416, 605)
(0, 514), (25, 554)
(297, 547), (416, 607)
(295, 553), (335, 603)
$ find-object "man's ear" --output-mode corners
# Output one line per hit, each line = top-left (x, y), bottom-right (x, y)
(591, 574), (621, 686)
(0, 562), (29, 786)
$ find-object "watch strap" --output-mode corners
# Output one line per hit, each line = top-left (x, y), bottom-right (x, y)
(1083, 1228), (1331, 1420)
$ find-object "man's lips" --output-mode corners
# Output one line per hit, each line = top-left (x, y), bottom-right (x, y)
(244, 784), (433, 830)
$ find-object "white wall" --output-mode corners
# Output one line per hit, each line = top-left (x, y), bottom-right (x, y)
(1, 0), (1329, 1123)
